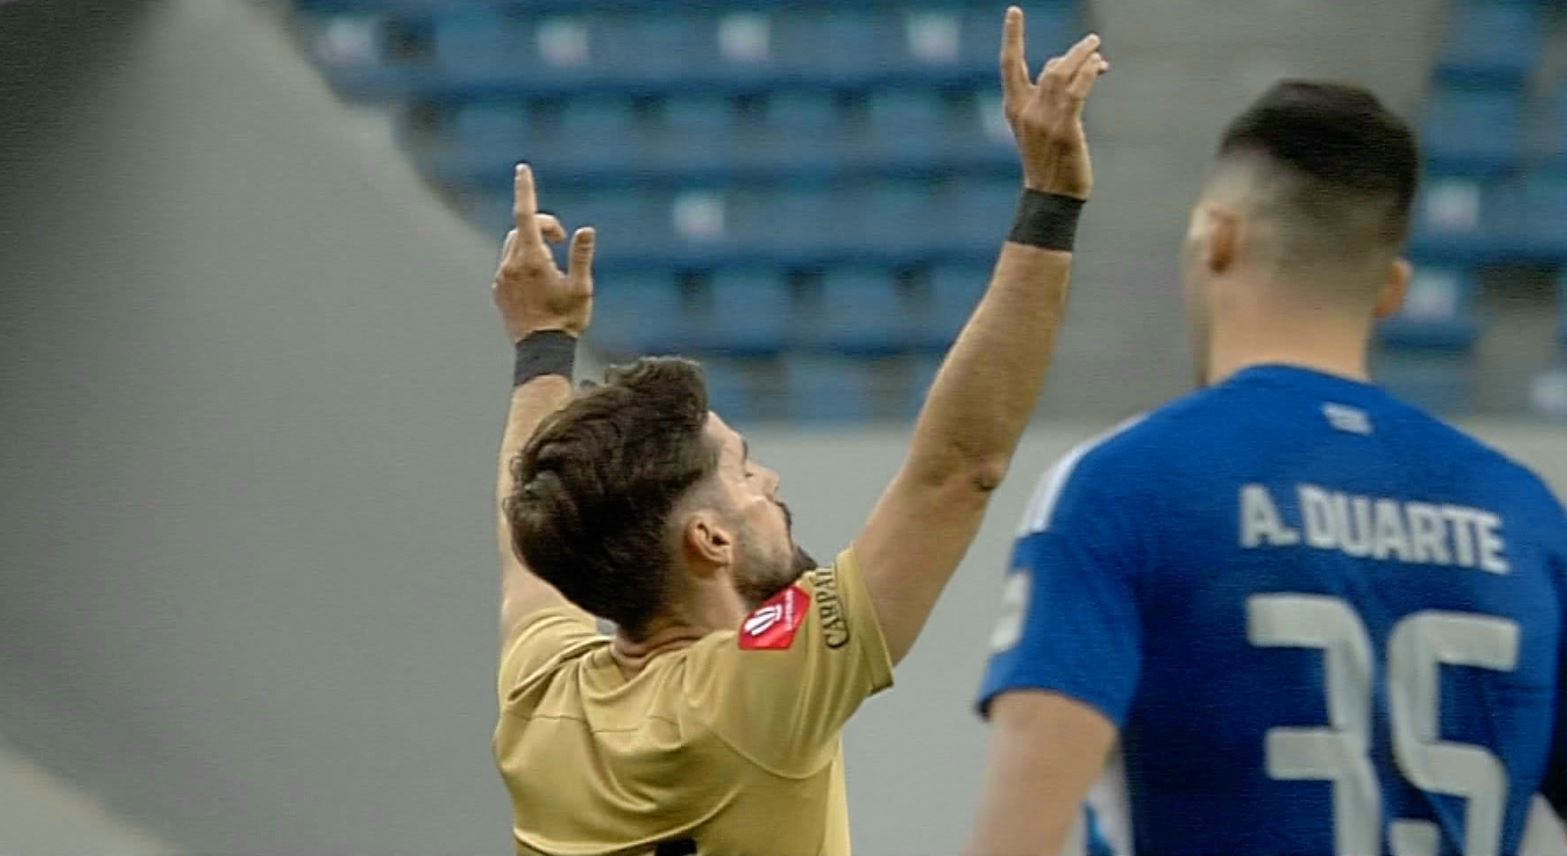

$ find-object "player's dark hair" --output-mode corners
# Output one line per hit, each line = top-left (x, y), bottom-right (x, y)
(505, 357), (716, 637)
(1218, 80), (1419, 248)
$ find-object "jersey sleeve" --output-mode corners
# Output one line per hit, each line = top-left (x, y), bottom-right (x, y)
(976, 447), (1147, 726)
(684, 548), (894, 777)
(496, 605), (601, 705)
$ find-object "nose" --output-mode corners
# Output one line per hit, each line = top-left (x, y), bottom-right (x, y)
(762, 466), (781, 497)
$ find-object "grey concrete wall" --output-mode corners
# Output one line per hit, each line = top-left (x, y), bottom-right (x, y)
(0, 1), (510, 852)
(0, 736), (173, 856)
(0, 1), (1562, 855)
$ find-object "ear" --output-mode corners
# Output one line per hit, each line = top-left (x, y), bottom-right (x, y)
(1373, 258), (1412, 320)
(681, 509), (734, 577)
(1203, 206), (1240, 277)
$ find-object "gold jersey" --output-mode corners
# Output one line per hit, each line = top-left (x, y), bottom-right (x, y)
(494, 549), (893, 856)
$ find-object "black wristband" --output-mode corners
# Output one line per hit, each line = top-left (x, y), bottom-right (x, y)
(513, 330), (577, 387)
(1007, 189), (1085, 252)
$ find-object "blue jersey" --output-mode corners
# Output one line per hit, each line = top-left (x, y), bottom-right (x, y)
(978, 365), (1567, 856)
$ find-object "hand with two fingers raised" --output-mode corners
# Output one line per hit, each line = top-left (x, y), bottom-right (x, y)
(999, 9), (1110, 201)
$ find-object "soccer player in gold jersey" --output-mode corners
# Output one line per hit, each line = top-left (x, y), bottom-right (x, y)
(488, 10), (1108, 855)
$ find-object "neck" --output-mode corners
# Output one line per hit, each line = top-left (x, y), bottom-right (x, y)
(1206, 289), (1373, 387)
(610, 578), (748, 675)
(610, 624), (710, 673)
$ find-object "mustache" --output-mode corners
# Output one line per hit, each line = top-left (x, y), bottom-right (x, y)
(779, 501), (794, 532)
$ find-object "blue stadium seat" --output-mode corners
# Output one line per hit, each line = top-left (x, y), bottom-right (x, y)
(1408, 177), (1492, 263)
(1412, 177), (1486, 237)
(1378, 266), (1482, 350)
(531, 15), (594, 72)
(1517, 169), (1567, 263)
(1421, 87), (1523, 176)
(766, 90), (839, 132)
(659, 96), (737, 171)
(557, 99), (640, 171)
(776, 13), (894, 76)
(754, 91), (841, 171)
(783, 356), (876, 422)
(853, 181), (940, 256)
(1544, 82), (1567, 167)
(730, 186), (842, 257)
(702, 269), (794, 355)
(924, 264), (987, 349)
(864, 90), (949, 162)
(668, 189), (732, 252)
(699, 358), (761, 425)
(450, 101), (531, 157)
(598, 14), (705, 80)
(431, 7), (518, 76)
(903, 10), (964, 66)
(814, 268), (912, 355)
(715, 11), (776, 68)
(951, 177), (1019, 247)
(571, 191), (668, 259)
(968, 89), (1014, 158)
(1435, 1), (1542, 88)
(592, 271), (685, 356)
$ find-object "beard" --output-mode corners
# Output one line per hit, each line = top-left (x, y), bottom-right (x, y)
(735, 540), (819, 608)
(733, 502), (820, 607)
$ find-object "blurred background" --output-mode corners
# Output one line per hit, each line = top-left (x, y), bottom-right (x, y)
(0, 0), (1563, 853)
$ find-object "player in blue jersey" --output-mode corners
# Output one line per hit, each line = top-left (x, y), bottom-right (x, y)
(966, 81), (1567, 856)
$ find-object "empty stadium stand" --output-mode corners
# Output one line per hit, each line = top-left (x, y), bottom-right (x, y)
(291, 0), (1084, 422)
(294, 0), (1567, 421)
(1386, 0), (1567, 417)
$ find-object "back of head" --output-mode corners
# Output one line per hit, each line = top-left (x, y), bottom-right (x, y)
(505, 357), (716, 637)
(1207, 80), (1419, 297)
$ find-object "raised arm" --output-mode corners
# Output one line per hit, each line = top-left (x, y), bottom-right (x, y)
(493, 164), (597, 648)
(853, 10), (1108, 665)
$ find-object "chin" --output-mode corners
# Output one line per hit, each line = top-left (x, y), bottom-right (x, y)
(738, 544), (818, 608)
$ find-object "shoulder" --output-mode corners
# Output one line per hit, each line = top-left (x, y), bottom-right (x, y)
(1389, 403), (1566, 512)
(1058, 387), (1244, 476)
(1442, 427), (1556, 495)
(1017, 392), (1225, 537)
(1463, 437), (1567, 529)
(499, 607), (602, 682)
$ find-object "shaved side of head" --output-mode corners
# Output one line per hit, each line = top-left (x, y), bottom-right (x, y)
(1202, 81), (1419, 305)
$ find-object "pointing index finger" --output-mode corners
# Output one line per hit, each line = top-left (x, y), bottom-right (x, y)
(1000, 7), (1030, 100)
(513, 163), (544, 251)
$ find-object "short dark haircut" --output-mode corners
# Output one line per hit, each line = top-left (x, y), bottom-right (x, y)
(505, 357), (716, 636)
(1218, 80), (1419, 248)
